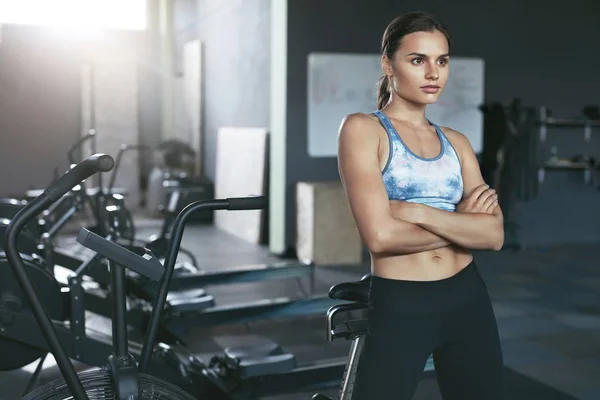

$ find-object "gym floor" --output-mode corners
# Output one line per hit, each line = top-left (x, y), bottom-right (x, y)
(2, 216), (600, 400)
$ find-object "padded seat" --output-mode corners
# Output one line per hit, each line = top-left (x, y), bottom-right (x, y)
(328, 274), (371, 304)
(166, 288), (206, 302)
(168, 293), (214, 313)
(223, 341), (296, 378)
(225, 341), (282, 359)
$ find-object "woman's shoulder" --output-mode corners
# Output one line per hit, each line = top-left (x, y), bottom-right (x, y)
(437, 126), (472, 152)
(338, 112), (384, 141)
(341, 112), (380, 126)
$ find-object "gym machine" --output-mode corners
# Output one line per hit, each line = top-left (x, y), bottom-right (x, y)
(0, 133), (89, 237)
(0, 149), (328, 339)
(310, 276), (370, 400)
(2, 155), (350, 399)
(0, 191), (335, 346)
(79, 198), (349, 399)
(0, 205), (334, 342)
(310, 277), (435, 400)
(0, 196), (334, 343)
(0, 193), (321, 347)
(0, 130), (128, 246)
(0, 198), (45, 238)
(4, 154), (213, 399)
(61, 137), (320, 300)
(0, 135), (344, 339)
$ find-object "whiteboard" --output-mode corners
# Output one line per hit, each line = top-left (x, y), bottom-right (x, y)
(307, 52), (485, 157)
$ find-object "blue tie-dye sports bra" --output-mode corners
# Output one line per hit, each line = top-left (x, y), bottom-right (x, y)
(373, 110), (464, 212)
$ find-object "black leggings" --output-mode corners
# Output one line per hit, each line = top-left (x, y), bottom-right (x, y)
(352, 261), (504, 400)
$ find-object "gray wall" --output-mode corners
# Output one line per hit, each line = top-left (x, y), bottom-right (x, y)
(0, 0), (273, 199)
(0, 26), (82, 196)
(138, 3), (163, 184)
(0, 8), (160, 197)
(174, 0), (198, 76)
(284, 0), (600, 249)
(196, 0), (271, 181)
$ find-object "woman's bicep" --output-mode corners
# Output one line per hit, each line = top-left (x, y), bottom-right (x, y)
(337, 115), (393, 247)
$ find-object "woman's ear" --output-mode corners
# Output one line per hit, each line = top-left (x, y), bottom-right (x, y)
(381, 54), (393, 77)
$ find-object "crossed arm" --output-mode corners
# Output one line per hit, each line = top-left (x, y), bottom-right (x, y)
(389, 129), (504, 251)
(337, 114), (504, 255)
(391, 186), (504, 251)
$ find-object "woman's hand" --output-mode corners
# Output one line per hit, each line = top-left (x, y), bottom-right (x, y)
(389, 183), (497, 225)
(457, 183), (498, 214)
(389, 200), (425, 224)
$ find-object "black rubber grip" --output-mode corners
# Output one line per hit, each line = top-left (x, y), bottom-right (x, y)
(45, 154), (114, 201)
(76, 228), (164, 282)
(227, 196), (267, 210)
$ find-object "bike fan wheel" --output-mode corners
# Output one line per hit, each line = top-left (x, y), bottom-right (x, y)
(23, 369), (199, 400)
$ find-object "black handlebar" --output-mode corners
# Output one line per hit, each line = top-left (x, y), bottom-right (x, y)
(4, 154), (264, 399)
(227, 195), (267, 210)
(137, 195), (267, 371)
(74, 196), (267, 286)
(3, 153), (114, 400)
(71, 194), (267, 372)
(46, 153), (114, 201)
(76, 228), (164, 282)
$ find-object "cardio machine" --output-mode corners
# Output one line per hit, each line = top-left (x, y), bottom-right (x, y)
(0, 146), (326, 343)
(0, 182), (335, 347)
(4, 154), (205, 399)
(2, 154), (351, 399)
(58, 138), (321, 311)
(310, 278), (436, 400)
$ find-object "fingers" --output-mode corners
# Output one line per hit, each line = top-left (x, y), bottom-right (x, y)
(475, 187), (496, 209)
(468, 184), (490, 201)
(484, 199), (499, 214)
(481, 192), (499, 213)
(456, 184), (490, 213)
(488, 200), (499, 213)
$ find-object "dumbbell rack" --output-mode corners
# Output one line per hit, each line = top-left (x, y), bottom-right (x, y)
(536, 106), (600, 186)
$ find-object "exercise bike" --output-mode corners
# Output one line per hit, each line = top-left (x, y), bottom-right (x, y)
(310, 277), (437, 400)
(310, 275), (370, 400)
(0, 132), (91, 239)
(5, 154), (198, 399)
(0, 181), (328, 350)
(4, 153), (269, 399)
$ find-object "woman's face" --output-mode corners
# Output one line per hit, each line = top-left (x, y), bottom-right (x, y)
(383, 30), (450, 105)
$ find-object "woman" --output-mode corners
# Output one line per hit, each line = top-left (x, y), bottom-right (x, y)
(337, 11), (505, 400)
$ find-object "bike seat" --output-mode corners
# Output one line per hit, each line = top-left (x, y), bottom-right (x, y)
(225, 341), (282, 359)
(328, 277), (370, 304)
(222, 341), (296, 378)
(166, 288), (206, 301)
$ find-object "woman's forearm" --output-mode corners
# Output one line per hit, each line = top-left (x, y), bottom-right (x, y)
(374, 217), (452, 254)
(388, 205), (452, 252)
(414, 206), (504, 250)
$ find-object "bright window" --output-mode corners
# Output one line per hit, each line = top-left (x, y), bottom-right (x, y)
(0, 0), (147, 30)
